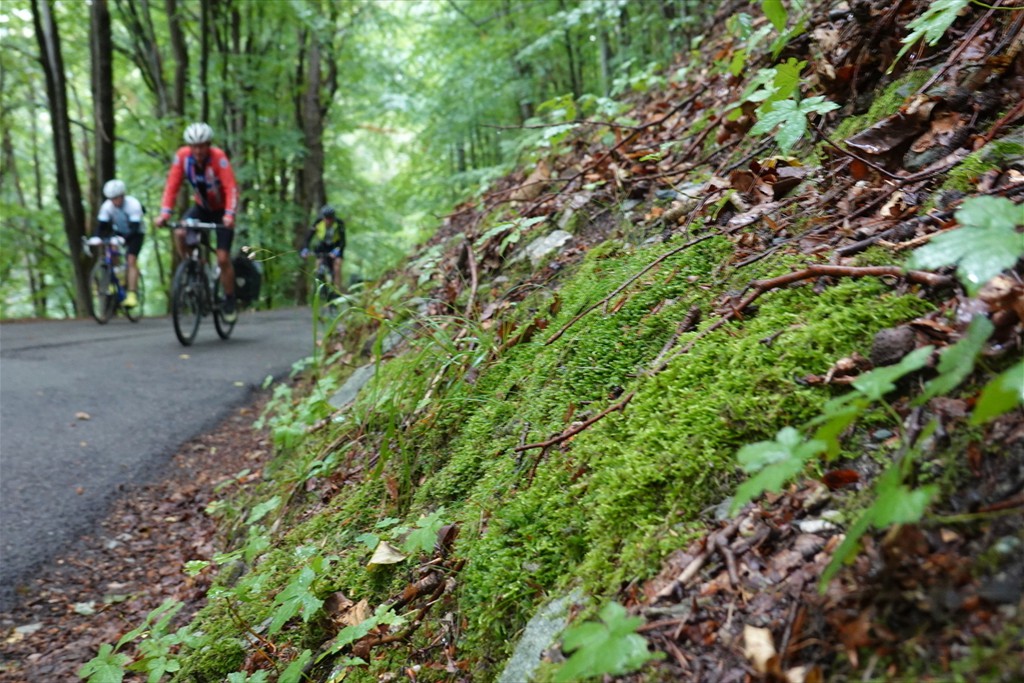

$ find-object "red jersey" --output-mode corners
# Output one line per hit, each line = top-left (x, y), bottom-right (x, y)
(159, 146), (238, 216)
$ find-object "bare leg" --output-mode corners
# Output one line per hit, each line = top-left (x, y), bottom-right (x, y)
(333, 258), (343, 292)
(217, 248), (235, 297)
(126, 253), (139, 292)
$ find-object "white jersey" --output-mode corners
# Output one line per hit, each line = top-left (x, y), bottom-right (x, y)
(97, 195), (145, 234)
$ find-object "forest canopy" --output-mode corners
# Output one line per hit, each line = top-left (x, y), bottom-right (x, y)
(0, 0), (704, 319)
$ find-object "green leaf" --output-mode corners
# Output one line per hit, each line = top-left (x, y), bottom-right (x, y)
(809, 400), (867, 458)
(851, 345), (933, 401)
(971, 362), (1024, 425)
(278, 649), (314, 683)
(750, 92), (836, 153)
(762, 0), (788, 32)
(355, 532), (380, 550)
(268, 566), (324, 635)
(401, 508), (447, 555)
(872, 483), (938, 527)
(555, 602), (663, 682)
(891, 0), (970, 72)
(78, 644), (129, 683)
(916, 315), (994, 404)
(955, 195), (1024, 232)
(246, 495), (281, 525)
(736, 426), (824, 473)
(909, 196), (1024, 294)
(731, 454), (810, 514)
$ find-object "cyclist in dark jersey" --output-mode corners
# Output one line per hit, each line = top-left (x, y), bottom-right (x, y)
(300, 204), (346, 292)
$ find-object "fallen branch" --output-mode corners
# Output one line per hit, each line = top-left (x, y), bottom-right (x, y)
(514, 389), (635, 453)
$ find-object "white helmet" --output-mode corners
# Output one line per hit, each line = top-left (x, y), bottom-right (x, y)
(103, 179), (126, 198)
(183, 122), (214, 145)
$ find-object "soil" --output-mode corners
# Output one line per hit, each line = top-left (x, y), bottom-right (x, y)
(0, 393), (274, 683)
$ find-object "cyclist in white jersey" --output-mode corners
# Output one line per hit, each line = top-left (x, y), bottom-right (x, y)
(90, 179), (145, 308)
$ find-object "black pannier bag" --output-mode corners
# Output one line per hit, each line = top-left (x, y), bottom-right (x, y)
(232, 255), (262, 307)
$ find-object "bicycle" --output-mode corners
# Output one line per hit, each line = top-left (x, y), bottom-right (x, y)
(166, 219), (235, 346)
(306, 250), (343, 319)
(84, 235), (145, 324)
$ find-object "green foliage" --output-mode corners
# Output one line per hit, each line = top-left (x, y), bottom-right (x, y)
(554, 602), (663, 681)
(750, 95), (840, 153)
(267, 550), (331, 635)
(972, 361), (1024, 425)
(916, 315), (994, 404)
(318, 604), (405, 662)
(77, 644), (130, 683)
(890, 0), (971, 73)
(79, 600), (198, 683)
(731, 344), (934, 513)
(401, 508), (449, 555)
(908, 196), (1024, 294)
(821, 441), (939, 585)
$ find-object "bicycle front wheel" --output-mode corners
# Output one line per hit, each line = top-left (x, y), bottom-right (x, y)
(89, 262), (115, 324)
(171, 261), (202, 346)
(213, 277), (236, 340)
(124, 272), (145, 323)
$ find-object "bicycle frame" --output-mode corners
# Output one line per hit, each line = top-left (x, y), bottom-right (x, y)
(85, 235), (138, 323)
(166, 220), (235, 345)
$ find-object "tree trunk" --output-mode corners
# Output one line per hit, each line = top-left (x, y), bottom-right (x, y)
(293, 26), (339, 301)
(117, 0), (170, 117)
(91, 0), (115, 207)
(32, 0), (90, 316)
(166, 0), (188, 116)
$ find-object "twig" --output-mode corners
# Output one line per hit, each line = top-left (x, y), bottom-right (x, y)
(514, 389), (635, 453)
(462, 238), (479, 320)
(915, 2), (1002, 96)
(544, 232), (718, 345)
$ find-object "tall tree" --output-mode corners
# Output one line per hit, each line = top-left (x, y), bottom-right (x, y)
(91, 0), (115, 201)
(32, 0), (90, 315)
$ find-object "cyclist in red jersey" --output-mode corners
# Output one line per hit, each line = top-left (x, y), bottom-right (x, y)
(154, 122), (239, 321)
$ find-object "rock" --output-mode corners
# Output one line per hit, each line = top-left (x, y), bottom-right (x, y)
(870, 326), (916, 366)
(520, 230), (574, 267)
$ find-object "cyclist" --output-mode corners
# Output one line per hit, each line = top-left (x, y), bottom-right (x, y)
(154, 122), (239, 321)
(300, 204), (346, 293)
(89, 179), (145, 308)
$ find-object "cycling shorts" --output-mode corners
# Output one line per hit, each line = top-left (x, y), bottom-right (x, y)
(96, 227), (144, 257)
(183, 205), (234, 253)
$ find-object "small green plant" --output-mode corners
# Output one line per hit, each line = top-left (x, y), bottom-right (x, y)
(553, 601), (663, 682)
(267, 548), (332, 635)
(316, 604), (406, 664)
(908, 195), (1024, 295)
(78, 599), (198, 683)
(749, 93), (839, 153)
(729, 312), (1016, 589)
(889, 0), (970, 73)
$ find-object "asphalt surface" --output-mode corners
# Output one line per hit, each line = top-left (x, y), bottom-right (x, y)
(0, 307), (314, 610)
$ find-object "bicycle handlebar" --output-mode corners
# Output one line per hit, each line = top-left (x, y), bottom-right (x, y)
(166, 219), (224, 230)
(83, 235), (125, 248)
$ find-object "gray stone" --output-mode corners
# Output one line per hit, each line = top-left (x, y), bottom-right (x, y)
(498, 589), (584, 683)
(328, 363), (377, 409)
(520, 230), (574, 267)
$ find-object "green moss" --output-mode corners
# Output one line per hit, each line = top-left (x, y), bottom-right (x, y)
(934, 134), (1024, 199)
(832, 70), (932, 142)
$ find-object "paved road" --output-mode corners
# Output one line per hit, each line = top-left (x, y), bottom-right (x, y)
(0, 307), (313, 610)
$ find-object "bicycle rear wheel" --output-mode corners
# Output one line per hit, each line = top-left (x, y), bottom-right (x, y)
(89, 262), (115, 324)
(172, 261), (202, 346)
(123, 272), (145, 322)
(213, 277), (236, 340)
